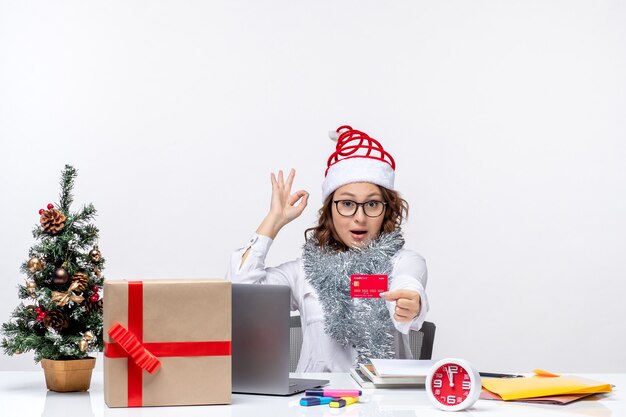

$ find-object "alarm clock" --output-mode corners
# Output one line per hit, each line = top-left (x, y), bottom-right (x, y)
(426, 358), (482, 411)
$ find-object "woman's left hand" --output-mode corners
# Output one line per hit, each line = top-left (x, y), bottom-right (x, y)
(381, 290), (421, 323)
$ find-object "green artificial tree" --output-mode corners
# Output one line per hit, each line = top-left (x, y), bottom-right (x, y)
(1, 165), (104, 361)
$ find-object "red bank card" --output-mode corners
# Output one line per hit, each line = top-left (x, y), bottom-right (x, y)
(350, 274), (388, 298)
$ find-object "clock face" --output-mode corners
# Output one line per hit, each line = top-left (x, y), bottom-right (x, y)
(429, 363), (474, 407)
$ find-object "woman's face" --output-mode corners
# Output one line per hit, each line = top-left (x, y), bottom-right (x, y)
(331, 182), (386, 248)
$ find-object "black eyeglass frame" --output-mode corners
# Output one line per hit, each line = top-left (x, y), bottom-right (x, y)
(332, 200), (388, 218)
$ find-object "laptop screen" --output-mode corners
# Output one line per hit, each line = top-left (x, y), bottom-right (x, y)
(232, 283), (291, 394)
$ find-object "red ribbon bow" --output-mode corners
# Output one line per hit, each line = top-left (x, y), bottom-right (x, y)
(108, 323), (161, 374)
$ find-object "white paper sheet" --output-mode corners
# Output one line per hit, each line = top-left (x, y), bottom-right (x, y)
(369, 359), (436, 377)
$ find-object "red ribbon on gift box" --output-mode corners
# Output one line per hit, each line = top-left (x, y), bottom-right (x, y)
(104, 281), (231, 407)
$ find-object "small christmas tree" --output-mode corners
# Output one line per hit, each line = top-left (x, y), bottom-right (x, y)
(1, 165), (104, 361)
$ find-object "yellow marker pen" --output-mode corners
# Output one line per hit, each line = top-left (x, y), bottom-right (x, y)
(329, 396), (359, 408)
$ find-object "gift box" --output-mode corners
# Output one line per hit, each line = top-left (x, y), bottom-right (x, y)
(103, 279), (231, 407)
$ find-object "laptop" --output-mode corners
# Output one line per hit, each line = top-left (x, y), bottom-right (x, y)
(232, 283), (329, 395)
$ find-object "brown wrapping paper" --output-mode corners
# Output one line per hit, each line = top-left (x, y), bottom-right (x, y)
(103, 279), (231, 407)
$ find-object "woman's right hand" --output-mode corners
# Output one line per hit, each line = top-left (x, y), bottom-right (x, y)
(257, 169), (309, 239)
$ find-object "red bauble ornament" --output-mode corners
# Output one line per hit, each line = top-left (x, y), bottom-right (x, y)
(47, 203), (54, 210)
(92, 286), (99, 293)
(89, 293), (100, 303)
(39, 209), (45, 215)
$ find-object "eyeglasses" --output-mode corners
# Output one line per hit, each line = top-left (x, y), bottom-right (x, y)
(333, 200), (387, 218)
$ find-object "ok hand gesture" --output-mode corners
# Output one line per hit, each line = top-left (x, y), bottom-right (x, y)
(257, 169), (309, 239)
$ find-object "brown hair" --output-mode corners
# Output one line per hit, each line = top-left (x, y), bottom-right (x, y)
(304, 186), (409, 251)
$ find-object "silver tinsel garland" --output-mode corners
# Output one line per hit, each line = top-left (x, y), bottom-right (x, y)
(302, 231), (405, 365)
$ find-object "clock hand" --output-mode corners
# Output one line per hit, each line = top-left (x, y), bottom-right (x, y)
(447, 367), (455, 387)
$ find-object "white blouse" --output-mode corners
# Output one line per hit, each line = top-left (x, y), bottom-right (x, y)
(225, 233), (429, 372)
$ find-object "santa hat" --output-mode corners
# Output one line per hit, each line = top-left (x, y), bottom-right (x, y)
(321, 125), (396, 202)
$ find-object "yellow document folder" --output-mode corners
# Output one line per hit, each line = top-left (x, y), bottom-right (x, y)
(481, 371), (612, 401)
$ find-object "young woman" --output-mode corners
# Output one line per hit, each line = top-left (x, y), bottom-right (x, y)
(226, 125), (428, 372)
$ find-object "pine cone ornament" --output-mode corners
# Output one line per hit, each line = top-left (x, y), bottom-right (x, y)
(71, 272), (89, 292)
(43, 310), (69, 331)
(85, 298), (103, 314)
(40, 209), (66, 234)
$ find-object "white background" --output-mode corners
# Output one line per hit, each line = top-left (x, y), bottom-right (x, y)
(1, 1), (625, 373)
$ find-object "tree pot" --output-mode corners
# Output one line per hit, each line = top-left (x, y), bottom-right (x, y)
(41, 357), (96, 392)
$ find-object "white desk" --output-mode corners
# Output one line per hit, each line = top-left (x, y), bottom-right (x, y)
(0, 372), (621, 417)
